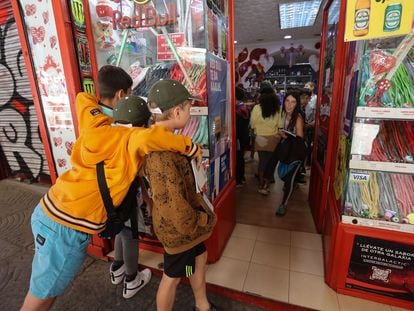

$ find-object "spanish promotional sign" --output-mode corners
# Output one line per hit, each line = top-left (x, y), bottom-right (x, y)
(344, 0), (414, 41)
(346, 235), (414, 301)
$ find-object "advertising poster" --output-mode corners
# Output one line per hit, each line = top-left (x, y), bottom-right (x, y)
(209, 149), (230, 201)
(206, 52), (227, 158)
(157, 32), (185, 61)
(345, 0), (413, 42)
(206, 52), (228, 200)
(346, 235), (414, 301)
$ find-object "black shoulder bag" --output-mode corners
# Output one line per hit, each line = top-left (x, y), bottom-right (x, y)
(96, 161), (139, 239)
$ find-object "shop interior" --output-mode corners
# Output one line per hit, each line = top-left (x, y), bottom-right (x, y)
(233, 0), (323, 234)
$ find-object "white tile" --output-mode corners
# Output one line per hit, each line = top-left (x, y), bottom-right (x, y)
(289, 271), (339, 311)
(243, 263), (289, 303)
(231, 223), (260, 240)
(291, 231), (323, 251)
(139, 249), (164, 270)
(257, 227), (291, 246)
(206, 257), (249, 291)
(337, 294), (393, 311)
(251, 241), (290, 270)
(222, 236), (255, 261)
(290, 247), (324, 276)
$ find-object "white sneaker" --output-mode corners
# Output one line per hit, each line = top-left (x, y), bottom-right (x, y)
(123, 268), (152, 299)
(110, 262), (125, 285)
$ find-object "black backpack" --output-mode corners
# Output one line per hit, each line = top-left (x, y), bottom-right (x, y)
(96, 161), (139, 239)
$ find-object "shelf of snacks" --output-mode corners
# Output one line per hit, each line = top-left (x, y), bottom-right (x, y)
(342, 33), (414, 232)
(355, 33), (414, 117)
(349, 119), (414, 174)
(343, 169), (414, 227)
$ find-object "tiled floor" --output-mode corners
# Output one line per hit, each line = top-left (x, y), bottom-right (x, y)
(139, 224), (411, 311)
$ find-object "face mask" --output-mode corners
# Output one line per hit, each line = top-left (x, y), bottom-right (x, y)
(100, 104), (113, 117)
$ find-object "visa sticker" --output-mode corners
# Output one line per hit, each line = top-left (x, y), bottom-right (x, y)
(350, 173), (370, 183)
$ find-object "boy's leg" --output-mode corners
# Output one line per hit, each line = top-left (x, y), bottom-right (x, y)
(110, 231), (126, 285)
(114, 233), (124, 262)
(189, 251), (210, 311)
(24, 205), (90, 309)
(156, 273), (181, 311)
(21, 294), (55, 311)
(120, 228), (138, 276)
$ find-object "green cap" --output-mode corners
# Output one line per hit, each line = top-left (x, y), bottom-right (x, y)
(147, 79), (191, 113)
(113, 96), (151, 127)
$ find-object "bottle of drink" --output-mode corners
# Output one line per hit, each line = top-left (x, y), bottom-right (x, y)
(353, 0), (370, 37)
(383, 3), (402, 32)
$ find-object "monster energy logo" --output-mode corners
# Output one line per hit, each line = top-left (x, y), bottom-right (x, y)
(83, 78), (95, 95)
(71, 0), (85, 30)
(185, 265), (193, 277)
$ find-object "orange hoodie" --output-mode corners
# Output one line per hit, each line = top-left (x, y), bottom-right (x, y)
(41, 93), (199, 234)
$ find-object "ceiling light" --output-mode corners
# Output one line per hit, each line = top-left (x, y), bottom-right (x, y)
(279, 0), (322, 29)
(284, 35), (292, 39)
(234, 40), (238, 44)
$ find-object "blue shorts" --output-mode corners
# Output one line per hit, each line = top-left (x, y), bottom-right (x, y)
(29, 204), (91, 299)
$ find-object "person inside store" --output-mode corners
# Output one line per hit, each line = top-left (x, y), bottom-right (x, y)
(295, 88), (313, 183)
(144, 79), (217, 311)
(302, 85), (316, 167)
(235, 87), (250, 187)
(304, 81), (317, 113)
(21, 66), (202, 311)
(250, 81), (283, 195)
(108, 96), (153, 299)
(275, 91), (306, 216)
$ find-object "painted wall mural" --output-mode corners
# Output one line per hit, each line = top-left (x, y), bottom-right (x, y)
(235, 47), (274, 89)
(0, 6), (50, 181)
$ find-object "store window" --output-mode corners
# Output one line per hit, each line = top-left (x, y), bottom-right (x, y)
(316, 0), (340, 169)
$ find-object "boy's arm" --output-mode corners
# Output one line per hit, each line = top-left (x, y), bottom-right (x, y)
(75, 92), (112, 132)
(131, 125), (201, 159)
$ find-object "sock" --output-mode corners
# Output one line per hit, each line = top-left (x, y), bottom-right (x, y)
(111, 260), (124, 271)
(125, 272), (137, 282)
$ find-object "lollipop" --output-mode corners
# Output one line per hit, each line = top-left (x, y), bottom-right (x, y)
(364, 50), (397, 106)
(369, 50), (396, 75)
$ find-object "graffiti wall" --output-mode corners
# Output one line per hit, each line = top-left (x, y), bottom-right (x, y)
(0, 4), (50, 182)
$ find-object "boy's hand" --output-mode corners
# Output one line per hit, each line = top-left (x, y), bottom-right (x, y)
(195, 145), (202, 169)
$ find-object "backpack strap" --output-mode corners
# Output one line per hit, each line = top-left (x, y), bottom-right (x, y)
(97, 161), (139, 239)
(96, 161), (117, 221)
